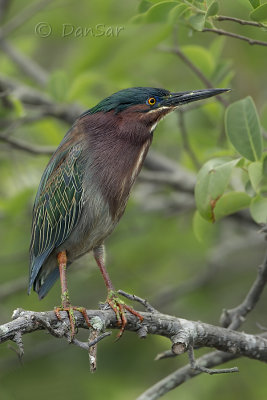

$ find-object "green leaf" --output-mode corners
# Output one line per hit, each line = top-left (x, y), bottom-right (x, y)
(181, 45), (215, 76)
(225, 96), (262, 161)
(168, 4), (190, 24)
(250, 4), (267, 21)
(248, 161), (263, 193)
(248, 0), (260, 9)
(189, 13), (206, 31)
(209, 36), (226, 61)
(67, 72), (100, 101)
(206, 1), (219, 17)
(211, 59), (232, 83)
(47, 70), (68, 102)
(211, 61), (232, 86)
(214, 192), (251, 220)
(143, 1), (178, 23)
(195, 158), (239, 220)
(193, 210), (217, 242)
(138, 0), (153, 13)
(8, 95), (25, 117)
(250, 195), (267, 223)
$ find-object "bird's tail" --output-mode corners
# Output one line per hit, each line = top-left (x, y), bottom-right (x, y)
(34, 268), (60, 299)
(28, 248), (61, 299)
(28, 249), (52, 295)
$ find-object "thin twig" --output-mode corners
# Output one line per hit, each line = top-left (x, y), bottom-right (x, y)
(0, 113), (49, 129)
(137, 350), (240, 400)
(0, 38), (48, 85)
(31, 325), (111, 371)
(118, 290), (158, 313)
(202, 28), (267, 47)
(72, 332), (111, 351)
(155, 350), (176, 361)
(158, 45), (228, 107)
(215, 15), (266, 28)
(257, 323), (267, 331)
(11, 332), (24, 360)
(153, 230), (262, 308)
(88, 316), (106, 372)
(188, 345), (239, 375)
(0, 0), (53, 38)
(139, 170), (195, 194)
(0, 133), (55, 155)
(177, 109), (200, 169)
(221, 249), (267, 329)
(141, 243), (267, 399)
(33, 314), (66, 338)
(0, 0), (52, 86)
(0, 74), (82, 123)
(158, 46), (213, 88)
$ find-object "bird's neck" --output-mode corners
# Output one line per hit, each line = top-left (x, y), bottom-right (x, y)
(80, 112), (152, 220)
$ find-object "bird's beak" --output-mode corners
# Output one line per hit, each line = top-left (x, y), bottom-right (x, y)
(161, 88), (230, 108)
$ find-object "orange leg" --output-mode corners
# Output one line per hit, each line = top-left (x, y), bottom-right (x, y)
(54, 250), (91, 339)
(93, 245), (143, 338)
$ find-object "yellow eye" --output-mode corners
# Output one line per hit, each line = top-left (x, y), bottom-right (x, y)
(147, 97), (156, 106)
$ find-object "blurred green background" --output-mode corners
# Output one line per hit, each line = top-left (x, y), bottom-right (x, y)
(0, 0), (267, 399)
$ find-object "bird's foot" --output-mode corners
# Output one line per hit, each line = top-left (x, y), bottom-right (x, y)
(54, 303), (91, 340)
(106, 290), (144, 339)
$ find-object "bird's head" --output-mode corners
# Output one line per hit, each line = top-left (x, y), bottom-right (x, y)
(88, 87), (229, 133)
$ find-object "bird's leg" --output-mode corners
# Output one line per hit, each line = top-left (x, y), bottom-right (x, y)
(93, 245), (143, 338)
(54, 250), (91, 339)
(58, 250), (69, 307)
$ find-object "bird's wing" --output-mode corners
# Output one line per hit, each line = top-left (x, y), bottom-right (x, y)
(29, 144), (84, 291)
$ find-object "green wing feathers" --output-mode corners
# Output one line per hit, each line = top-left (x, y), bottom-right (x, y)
(29, 145), (84, 290)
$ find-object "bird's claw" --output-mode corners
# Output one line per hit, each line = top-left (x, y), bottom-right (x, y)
(106, 290), (144, 339)
(54, 305), (91, 340)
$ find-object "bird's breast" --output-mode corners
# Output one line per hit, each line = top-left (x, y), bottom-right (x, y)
(110, 139), (151, 220)
(89, 137), (152, 222)
(130, 143), (149, 184)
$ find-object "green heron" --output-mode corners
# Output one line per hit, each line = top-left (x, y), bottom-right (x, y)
(28, 86), (229, 338)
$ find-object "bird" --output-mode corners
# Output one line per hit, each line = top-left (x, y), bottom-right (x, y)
(28, 86), (229, 338)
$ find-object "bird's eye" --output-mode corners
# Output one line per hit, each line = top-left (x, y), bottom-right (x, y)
(147, 97), (156, 106)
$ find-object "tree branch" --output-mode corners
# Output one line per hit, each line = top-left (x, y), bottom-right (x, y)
(0, 75), (81, 123)
(140, 242), (267, 399)
(202, 28), (267, 47)
(187, 345), (239, 375)
(215, 15), (266, 28)
(158, 45), (229, 107)
(221, 249), (267, 329)
(137, 350), (240, 400)
(177, 109), (200, 169)
(0, 0), (53, 38)
(0, 132), (56, 155)
(153, 230), (263, 308)
(0, 0), (55, 86)
(1, 308), (267, 363)
(0, 38), (49, 86)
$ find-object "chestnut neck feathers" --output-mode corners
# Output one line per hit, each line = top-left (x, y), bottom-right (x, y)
(79, 109), (155, 219)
